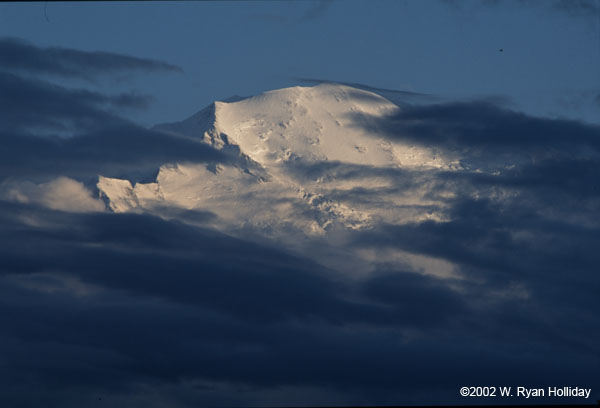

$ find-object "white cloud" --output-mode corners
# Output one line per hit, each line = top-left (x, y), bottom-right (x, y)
(2, 176), (105, 213)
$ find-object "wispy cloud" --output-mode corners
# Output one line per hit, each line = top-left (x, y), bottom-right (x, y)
(441, 0), (600, 19)
(0, 38), (226, 183)
(0, 37), (182, 80)
(252, 0), (334, 24)
(301, 0), (334, 21)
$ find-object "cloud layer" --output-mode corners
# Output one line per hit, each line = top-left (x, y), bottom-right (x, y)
(1, 37), (599, 407)
(0, 38), (231, 184)
(0, 37), (181, 80)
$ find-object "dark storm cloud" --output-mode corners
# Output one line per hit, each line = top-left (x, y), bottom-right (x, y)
(349, 199), (600, 397)
(0, 203), (597, 406)
(0, 203), (466, 328)
(0, 72), (142, 133)
(0, 40), (225, 182)
(354, 100), (599, 341)
(362, 271), (467, 324)
(438, 156), (600, 200)
(0, 124), (230, 182)
(0, 36), (175, 136)
(0, 37), (182, 80)
(0, 201), (597, 407)
(341, 98), (600, 398)
(351, 99), (600, 157)
(349, 99), (600, 209)
(354, 193), (600, 332)
(349, 100), (600, 241)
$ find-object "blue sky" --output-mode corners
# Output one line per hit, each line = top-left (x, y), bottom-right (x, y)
(1, 0), (598, 125)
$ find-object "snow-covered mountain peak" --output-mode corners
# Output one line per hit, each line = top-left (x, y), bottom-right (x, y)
(211, 83), (401, 168)
(99, 84), (455, 242)
(154, 83), (450, 172)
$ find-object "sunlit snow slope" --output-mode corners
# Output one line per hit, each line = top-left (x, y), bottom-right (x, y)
(98, 84), (456, 238)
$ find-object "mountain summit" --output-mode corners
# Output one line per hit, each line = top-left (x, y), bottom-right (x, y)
(157, 83), (400, 168)
(98, 84), (454, 238)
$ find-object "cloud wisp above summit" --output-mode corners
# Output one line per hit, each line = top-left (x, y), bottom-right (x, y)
(295, 77), (439, 105)
(296, 77), (431, 96)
